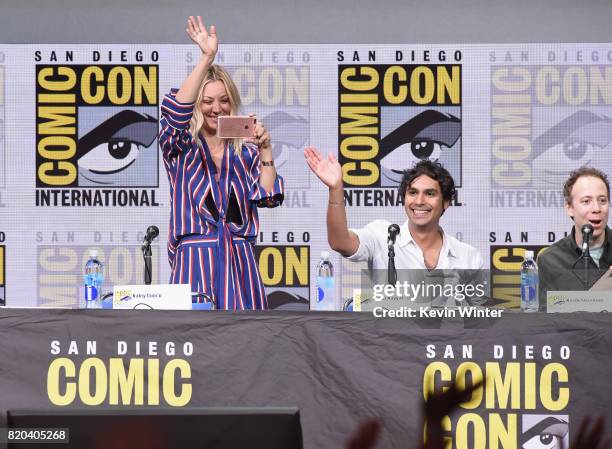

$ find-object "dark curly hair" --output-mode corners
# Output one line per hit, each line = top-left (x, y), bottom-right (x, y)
(398, 160), (456, 203)
(563, 166), (610, 205)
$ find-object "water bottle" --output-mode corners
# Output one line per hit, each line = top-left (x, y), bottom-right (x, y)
(520, 250), (539, 312)
(316, 251), (335, 311)
(84, 250), (104, 303)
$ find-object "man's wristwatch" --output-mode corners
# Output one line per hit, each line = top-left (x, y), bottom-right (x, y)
(261, 160), (274, 166)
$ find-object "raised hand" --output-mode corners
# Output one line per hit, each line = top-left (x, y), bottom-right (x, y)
(345, 418), (382, 449)
(186, 16), (218, 60)
(571, 417), (609, 449)
(303, 146), (343, 190)
(419, 380), (483, 449)
(341, 381), (482, 449)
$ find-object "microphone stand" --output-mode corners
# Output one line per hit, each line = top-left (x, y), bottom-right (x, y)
(142, 240), (152, 285)
(582, 246), (591, 288)
(571, 246), (595, 289)
(388, 240), (397, 286)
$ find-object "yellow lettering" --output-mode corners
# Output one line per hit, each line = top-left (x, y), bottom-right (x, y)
(38, 67), (76, 91)
(492, 162), (531, 187)
(438, 66), (461, 104)
(383, 66), (407, 104)
(285, 247), (308, 286)
(37, 107), (76, 135)
(340, 136), (379, 160)
(81, 66), (105, 104)
(455, 362), (484, 409)
(38, 161), (77, 186)
(340, 107), (378, 135)
(485, 362), (521, 409)
(536, 67), (559, 105)
(340, 67), (379, 91)
(78, 358), (107, 406)
(342, 162), (379, 185)
(134, 66), (157, 105)
(489, 414), (517, 449)
(540, 363), (569, 411)
(259, 247), (283, 285)
(455, 413), (486, 449)
(423, 362), (452, 400)
(47, 358), (77, 406)
(37, 136), (76, 160)
(108, 358), (144, 405)
(410, 67), (435, 105)
(148, 358), (160, 405)
(163, 359), (192, 407)
(107, 67), (132, 104)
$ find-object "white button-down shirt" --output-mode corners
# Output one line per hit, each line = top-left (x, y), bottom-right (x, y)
(346, 220), (485, 307)
(347, 219), (483, 270)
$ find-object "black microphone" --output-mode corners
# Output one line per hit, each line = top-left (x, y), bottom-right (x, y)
(388, 224), (400, 248)
(387, 224), (400, 285)
(144, 225), (159, 244)
(142, 225), (159, 285)
(581, 224), (593, 256)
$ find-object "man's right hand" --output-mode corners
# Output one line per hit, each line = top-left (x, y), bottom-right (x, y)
(304, 146), (343, 190)
(590, 266), (612, 291)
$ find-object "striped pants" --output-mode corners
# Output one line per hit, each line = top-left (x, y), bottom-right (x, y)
(170, 233), (267, 310)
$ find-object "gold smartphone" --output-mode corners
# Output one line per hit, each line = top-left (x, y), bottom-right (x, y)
(216, 116), (256, 138)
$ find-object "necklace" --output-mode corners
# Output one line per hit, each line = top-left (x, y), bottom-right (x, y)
(423, 230), (444, 270)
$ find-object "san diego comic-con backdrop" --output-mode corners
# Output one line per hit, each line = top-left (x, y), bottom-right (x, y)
(0, 43), (611, 309)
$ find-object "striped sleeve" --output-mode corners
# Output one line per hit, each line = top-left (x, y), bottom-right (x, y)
(245, 144), (285, 208)
(158, 89), (195, 161)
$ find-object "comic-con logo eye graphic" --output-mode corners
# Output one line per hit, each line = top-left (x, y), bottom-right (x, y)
(521, 416), (569, 449)
(379, 110), (461, 185)
(266, 290), (309, 310)
(77, 110), (158, 186)
(531, 111), (612, 189)
(263, 111), (308, 170)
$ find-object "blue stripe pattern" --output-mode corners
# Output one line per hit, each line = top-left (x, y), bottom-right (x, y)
(159, 89), (284, 310)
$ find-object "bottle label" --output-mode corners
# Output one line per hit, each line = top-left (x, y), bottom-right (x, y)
(85, 285), (98, 301)
(316, 276), (335, 309)
(520, 272), (538, 309)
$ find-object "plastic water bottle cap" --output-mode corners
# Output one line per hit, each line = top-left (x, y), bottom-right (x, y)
(89, 249), (98, 258)
(320, 251), (330, 260)
(524, 250), (534, 259)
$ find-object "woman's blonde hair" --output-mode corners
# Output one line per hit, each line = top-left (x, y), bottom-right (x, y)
(190, 64), (243, 152)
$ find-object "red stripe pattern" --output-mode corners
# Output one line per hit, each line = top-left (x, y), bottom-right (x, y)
(159, 89), (284, 310)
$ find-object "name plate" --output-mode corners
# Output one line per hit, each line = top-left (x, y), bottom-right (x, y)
(547, 291), (612, 313)
(113, 284), (192, 310)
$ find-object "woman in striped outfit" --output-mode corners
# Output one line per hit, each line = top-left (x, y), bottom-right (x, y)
(158, 17), (284, 310)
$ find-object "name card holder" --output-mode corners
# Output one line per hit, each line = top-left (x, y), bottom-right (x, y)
(113, 284), (192, 310)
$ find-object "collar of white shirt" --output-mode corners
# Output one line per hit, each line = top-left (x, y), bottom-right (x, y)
(396, 220), (458, 260)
